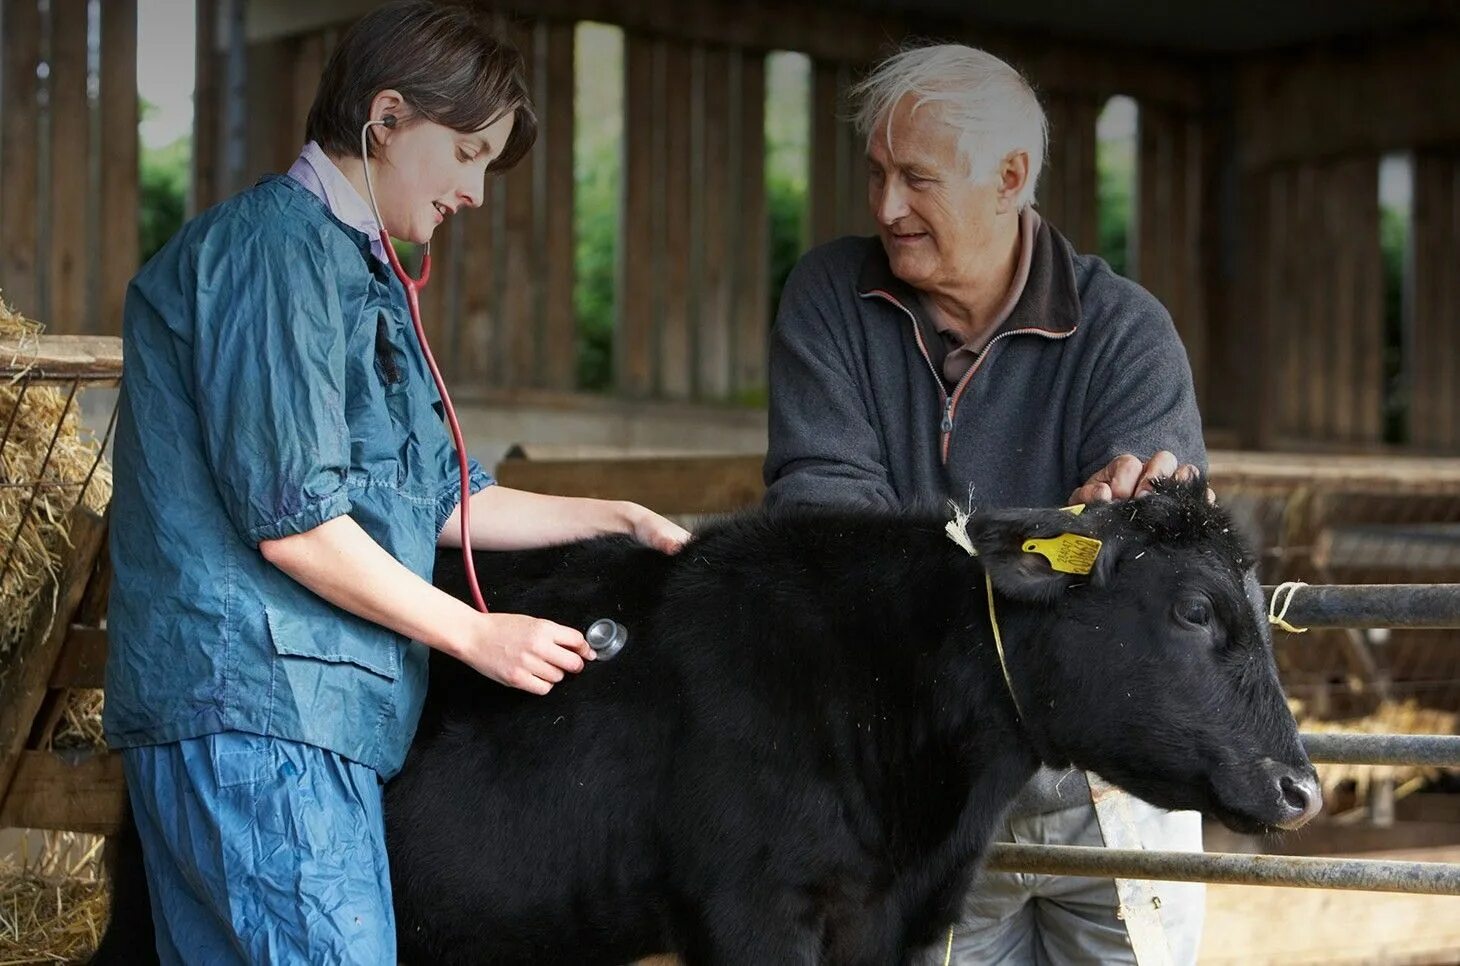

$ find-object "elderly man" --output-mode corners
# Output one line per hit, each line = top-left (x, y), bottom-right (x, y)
(764, 44), (1207, 964)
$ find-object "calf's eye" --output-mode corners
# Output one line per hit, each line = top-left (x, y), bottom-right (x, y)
(1176, 598), (1211, 627)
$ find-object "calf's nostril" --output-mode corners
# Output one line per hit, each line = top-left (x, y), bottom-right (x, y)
(1279, 775), (1310, 812)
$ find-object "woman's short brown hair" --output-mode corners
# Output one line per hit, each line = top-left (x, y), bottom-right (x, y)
(306, 0), (536, 171)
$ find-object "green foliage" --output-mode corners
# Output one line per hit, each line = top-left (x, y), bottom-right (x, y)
(1096, 133), (1134, 277)
(138, 133), (189, 264)
(766, 171), (806, 326)
(570, 36), (809, 399)
(764, 51), (810, 332)
(573, 24), (623, 393)
(574, 137), (618, 392)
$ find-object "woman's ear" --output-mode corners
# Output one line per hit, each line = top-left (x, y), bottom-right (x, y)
(368, 89), (408, 141)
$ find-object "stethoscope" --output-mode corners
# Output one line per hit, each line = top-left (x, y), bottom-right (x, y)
(359, 116), (627, 660)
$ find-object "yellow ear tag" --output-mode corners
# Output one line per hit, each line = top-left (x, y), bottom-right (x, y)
(1061, 503), (1086, 516)
(1022, 533), (1102, 575)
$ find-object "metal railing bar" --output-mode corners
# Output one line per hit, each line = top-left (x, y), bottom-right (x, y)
(1263, 584), (1460, 630)
(1301, 732), (1460, 767)
(986, 843), (1460, 895)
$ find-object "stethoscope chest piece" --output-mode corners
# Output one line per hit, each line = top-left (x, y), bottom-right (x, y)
(586, 619), (628, 661)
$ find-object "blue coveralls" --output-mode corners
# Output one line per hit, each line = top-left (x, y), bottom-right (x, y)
(105, 174), (492, 963)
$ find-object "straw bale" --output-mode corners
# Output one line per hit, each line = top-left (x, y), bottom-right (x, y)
(1294, 697), (1458, 808)
(0, 296), (113, 660)
(0, 830), (106, 964)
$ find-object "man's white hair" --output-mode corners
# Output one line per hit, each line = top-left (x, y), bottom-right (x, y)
(849, 44), (1048, 210)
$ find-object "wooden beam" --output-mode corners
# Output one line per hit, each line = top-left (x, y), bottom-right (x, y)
(1, 0), (42, 319)
(494, 453), (764, 514)
(0, 334), (125, 383)
(0, 750), (125, 835)
(99, 0), (140, 338)
(1205, 450), (1460, 492)
(48, 626), (108, 690)
(244, 0), (1206, 108)
(1236, 29), (1460, 169)
(0, 509), (107, 808)
(488, 448), (1460, 519)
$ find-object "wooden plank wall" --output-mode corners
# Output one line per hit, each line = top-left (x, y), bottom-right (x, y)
(808, 59), (876, 246)
(0, 0), (138, 335)
(1255, 159), (1384, 447)
(618, 33), (768, 400)
(452, 17), (576, 394)
(1134, 103), (1207, 406)
(1411, 149), (1460, 453)
(1038, 94), (1100, 256)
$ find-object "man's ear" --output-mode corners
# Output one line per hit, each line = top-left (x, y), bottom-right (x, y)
(963, 507), (1104, 603)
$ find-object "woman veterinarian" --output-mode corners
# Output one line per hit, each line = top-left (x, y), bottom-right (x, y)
(104, 3), (689, 962)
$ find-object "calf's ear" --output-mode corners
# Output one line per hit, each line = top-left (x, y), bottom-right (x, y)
(963, 508), (1104, 603)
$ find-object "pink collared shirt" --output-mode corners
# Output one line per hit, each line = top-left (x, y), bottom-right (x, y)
(286, 141), (391, 266)
(930, 206), (1042, 384)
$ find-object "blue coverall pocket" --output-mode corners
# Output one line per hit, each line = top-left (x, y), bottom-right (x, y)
(263, 604), (401, 680)
(209, 733), (277, 789)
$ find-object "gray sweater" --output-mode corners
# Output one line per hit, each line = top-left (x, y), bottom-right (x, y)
(763, 219), (1206, 815)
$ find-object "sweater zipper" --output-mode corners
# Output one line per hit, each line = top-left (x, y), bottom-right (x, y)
(860, 289), (1077, 465)
(940, 326), (1077, 462)
(863, 288), (951, 443)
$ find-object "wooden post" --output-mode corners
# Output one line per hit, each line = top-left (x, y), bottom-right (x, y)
(502, 19), (540, 389)
(808, 59), (841, 246)
(617, 31), (655, 396)
(99, 0), (140, 338)
(1411, 150), (1460, 452)
(659, 41), (694, 399)
(1, 0), (42, 317)
(192, 0), (221, 213)
(734, 51), (769, 397)
(48, 0), (90, 334)
(542, 20), (578, 391)
(1039, 94), (1099, 256)
(0, 508), (107, 809)
(696, 45), (734, 399)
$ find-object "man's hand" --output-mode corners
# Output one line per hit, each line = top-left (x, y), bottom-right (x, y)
(1069, 451), (1209, 504)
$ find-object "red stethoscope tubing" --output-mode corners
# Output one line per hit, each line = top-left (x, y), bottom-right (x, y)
(380, 232), (489, 614)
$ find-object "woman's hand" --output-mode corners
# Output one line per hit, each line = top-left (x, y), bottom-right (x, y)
(621, 501), (692, 554)
(452, 611), (595, 695)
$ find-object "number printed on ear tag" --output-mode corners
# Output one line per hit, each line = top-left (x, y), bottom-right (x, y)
(1022, 533), (1102, 575)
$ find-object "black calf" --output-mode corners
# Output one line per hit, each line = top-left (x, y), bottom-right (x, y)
(96, 480), (1317, 965)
